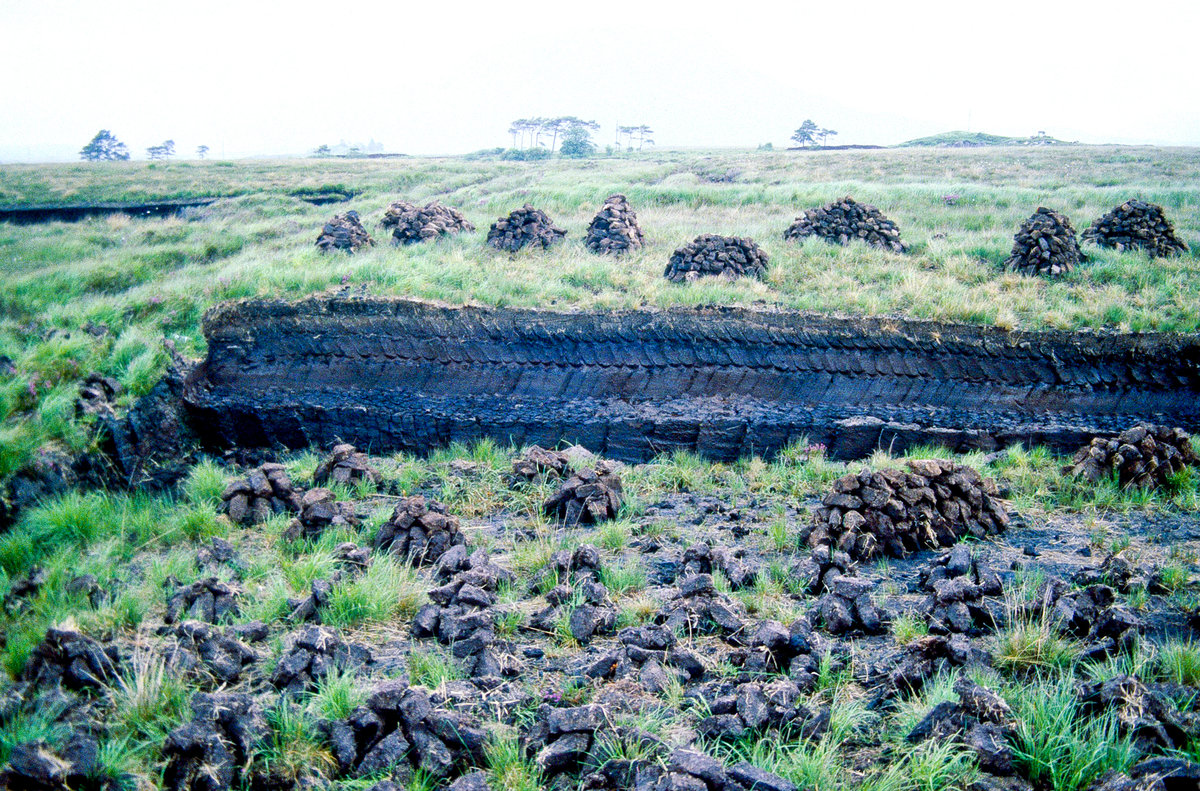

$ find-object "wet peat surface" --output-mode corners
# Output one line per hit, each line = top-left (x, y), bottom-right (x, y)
(4, 445), (1200, 790)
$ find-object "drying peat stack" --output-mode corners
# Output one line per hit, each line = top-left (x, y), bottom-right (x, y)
(663, 234), (769, 282)
(1064, 425), (1199, 490)
(221, 464), (303, 525)
(381, 200), (474, 245)
(1083, 199), (1190, 258)
(315, 211), (375, 253)
(802, 460), (1009, 561)
(783, 196), (908, 253)
(584, 194), (644, 255)
(1003, 207), (1082, 276)
(486, 205), (566, 252)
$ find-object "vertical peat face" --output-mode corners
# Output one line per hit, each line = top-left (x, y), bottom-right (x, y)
(184, 296), (1200, 462)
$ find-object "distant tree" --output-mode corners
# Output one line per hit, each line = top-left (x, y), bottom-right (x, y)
(79, 129), (130, 161)
(817, 128), (838, 146)
(507, 118), (545, 149)
(196, 144), (209, 159)
(616, 125), (636, 151)
(559, 124), (598, 158)
(146, 139), (175, 160)
(790, 120), (819, 148)
(633, 125), (654, 151)
(312, 144), (332, 157)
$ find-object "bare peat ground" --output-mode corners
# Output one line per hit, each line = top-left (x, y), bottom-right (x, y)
(2, 440), (1200, 790)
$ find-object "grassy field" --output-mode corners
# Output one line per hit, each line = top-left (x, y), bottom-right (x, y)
(2, 146), (1199, 478)
(1, 148), (1200, 789)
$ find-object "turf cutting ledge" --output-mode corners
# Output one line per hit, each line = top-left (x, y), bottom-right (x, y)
(182, 296), (1200, 462)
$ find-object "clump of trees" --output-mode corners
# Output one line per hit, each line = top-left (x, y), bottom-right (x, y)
(146, 140), (176, 160)
(505, 117), (601, 157)
(791, 119), (838, 148)
(616, 125), (654, 151)
(79, 130), (130, 161)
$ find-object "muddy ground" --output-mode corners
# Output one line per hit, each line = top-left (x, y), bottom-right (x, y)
(2, 444), (1199, 791)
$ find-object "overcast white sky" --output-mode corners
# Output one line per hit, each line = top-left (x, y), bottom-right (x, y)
(1, 0), (1197, 161)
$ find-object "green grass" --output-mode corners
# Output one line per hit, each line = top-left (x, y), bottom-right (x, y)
(891, 612), (930, 645)
(309, 665), (369, 720)
(321, 556), (425, 628)
(407, 645), (464, 688)
(3, 146), (1199, 478)
(1008, 677), (1137, 791)
(994, 609), (1081, 676)
(485, 731), (543, 791)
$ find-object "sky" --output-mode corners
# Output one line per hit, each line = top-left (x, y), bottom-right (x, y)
(1, 0), (1197, 162)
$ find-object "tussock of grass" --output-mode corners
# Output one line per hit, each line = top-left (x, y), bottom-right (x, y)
(322, 556), (424, 627)
(408, 645), (464, 688)
(1008, 677), (1137, 791)
(995, 612), (1080, 675)
(486, 731), (543, 791)
(310, 665), (368, 720)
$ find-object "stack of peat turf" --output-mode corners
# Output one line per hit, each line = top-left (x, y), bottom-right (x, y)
(1082, 199), (1189, 258)
(315, 211), (374, 253)
(663, 234), (769, 282)
(584, 194), (644, 255)
(783, 196), (908, 252)
(486, 205), (566, 252)
(1002, 207), (1082, 276)
(381, 200), (474, 245)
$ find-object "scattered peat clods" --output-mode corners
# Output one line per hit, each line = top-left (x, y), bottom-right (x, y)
(783, 196), (908, 252)
(6, 441), (1200, 791)
(381, 200), (474, 245)
(663, 234), (769, 282)
(1083, 199), (1190, 257)
(1003, 206), (1083, 276)
(486, 204), (566, 252)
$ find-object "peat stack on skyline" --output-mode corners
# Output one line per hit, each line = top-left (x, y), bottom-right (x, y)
(584, 194), (644, 255)
(783, 196), (908, 253)
(1083, 200), (1189, 258)
(1003, 207), (1083, 276)
(663, 234), (769, 282)
(381, 200), (474, 245)
(486, 205), (566, 252)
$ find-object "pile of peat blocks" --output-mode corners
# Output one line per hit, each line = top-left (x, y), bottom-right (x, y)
(584, 194), (645, 255)
(1083, 199), (1189, 258)
(783, 196), (908, 252)
(486, 205), (566, 252)
(1064, 425), (1199, 490)
(1003, 207), (1083, 276)
(381, 200), (474, 245)
(663, 234), (769, 282)
(802, 460), (1009, 561)
(316, 211), (375, 253)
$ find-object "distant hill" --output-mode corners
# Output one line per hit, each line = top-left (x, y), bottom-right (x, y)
(898, 130), (1075, 148)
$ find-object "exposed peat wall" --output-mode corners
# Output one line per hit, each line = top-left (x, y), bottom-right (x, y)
(183, 296), (1200, 462)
